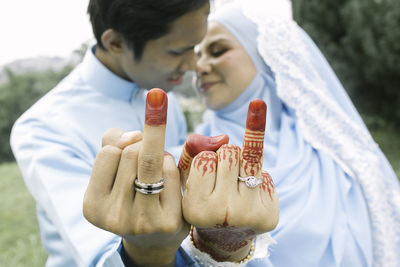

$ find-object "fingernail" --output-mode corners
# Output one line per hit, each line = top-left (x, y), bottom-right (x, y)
(164, 151), (173, 156)
(145, 88), (168, 125)
(246, 99), (266, 131)
(185, 134), (229, 157)
(210, 134), (229, 145)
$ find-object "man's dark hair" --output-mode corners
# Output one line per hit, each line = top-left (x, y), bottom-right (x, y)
(88, 0), (208, 60)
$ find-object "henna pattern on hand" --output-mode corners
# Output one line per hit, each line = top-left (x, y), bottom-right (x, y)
(193, 152), (217, 176)
(178, 146), (191, 171)
(218, 144), (240, 170)
(192, 228), (230, 262)
(193, 208), (255, 258)
(261, 171), (275, 200)
(195, 226), (256, 253)
(241, 129), (264, 176)
(178, 134), (229, 171)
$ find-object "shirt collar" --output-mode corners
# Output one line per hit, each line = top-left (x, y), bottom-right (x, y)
(80, 46), (139, 102)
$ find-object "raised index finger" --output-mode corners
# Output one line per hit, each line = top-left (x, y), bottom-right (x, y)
(138, 88), (168, 184)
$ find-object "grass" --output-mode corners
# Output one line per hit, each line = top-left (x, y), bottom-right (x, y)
(0, 162), (47, 266)
(0, 118), (398, 267)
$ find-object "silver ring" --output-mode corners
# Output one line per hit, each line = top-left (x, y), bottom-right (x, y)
(134, 187), (164, 195)
(134, 178), (165, 189)
(238, 176), (263, 188)
(134, 178), (164, 195)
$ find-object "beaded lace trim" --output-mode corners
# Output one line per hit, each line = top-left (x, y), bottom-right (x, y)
(182, 233), (275, 267)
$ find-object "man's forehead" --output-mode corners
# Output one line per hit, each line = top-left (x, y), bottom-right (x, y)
(162, 4), (210, 45)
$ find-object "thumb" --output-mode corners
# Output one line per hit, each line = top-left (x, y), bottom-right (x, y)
(178, 133), (229, 188)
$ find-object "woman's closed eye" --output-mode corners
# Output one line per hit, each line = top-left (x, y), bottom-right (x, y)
(208, 42), (229, 58)
(210, 48), (227, 57)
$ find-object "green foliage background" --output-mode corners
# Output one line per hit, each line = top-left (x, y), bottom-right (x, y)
(292, 0), (400, 126)
(0, 66), (73, 162)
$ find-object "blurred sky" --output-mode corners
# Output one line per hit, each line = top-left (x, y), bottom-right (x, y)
(0, 0), (93, 66)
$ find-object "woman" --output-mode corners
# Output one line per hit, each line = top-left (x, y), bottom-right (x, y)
(191, 1), (400, 266)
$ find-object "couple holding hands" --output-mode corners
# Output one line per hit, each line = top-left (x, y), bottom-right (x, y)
(11, 0), (400, 266)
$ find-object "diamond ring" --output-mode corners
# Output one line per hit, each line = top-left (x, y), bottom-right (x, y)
(238, 176), (263, 188)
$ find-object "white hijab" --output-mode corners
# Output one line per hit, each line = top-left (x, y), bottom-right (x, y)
(196, 1), (400, 266)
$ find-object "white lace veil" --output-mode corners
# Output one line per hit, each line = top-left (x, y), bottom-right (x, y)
(210, 0), (400, 266)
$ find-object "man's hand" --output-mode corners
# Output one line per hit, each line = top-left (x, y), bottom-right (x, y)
(181, 99), (279, 262)
(83, 89), (188, 267)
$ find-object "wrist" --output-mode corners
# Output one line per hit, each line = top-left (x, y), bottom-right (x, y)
(190, 226), (255, 263)
(122, 238), (177, 267)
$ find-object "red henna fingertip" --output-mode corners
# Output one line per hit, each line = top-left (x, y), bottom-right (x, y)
(246, 99), (266, 131)
(185, 134), (229, 158)
(145, 88), (168, 125)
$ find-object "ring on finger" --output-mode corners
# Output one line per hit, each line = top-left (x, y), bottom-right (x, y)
(134, 186), (164, 195)
(134, 178), (165, 194)
(238, 176), (263, 188)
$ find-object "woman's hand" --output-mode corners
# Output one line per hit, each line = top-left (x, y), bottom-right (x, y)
(181, 99), (279, 262)
(83, 89), (188, 267)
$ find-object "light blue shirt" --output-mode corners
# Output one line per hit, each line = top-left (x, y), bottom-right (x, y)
(10, 47), (187, 266)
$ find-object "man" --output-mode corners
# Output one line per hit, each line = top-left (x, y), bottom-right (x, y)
(11, 0), (209, 266)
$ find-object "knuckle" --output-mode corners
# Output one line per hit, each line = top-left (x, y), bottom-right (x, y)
(122, 143), (140, 159)
(160, 220), (180, 234)
(163, 154), (177, 169)
(253, 207), (279, 232)
(132, 216), (154, 235)
(182, 203), (208, 226)
(101, 145), (122, 157)
(163, 164), (179, 179)
(102, 128), (121, 145)
(220, 143), (240, 151)
(105, 212), (124, 235)
(191, 151), (217, 173)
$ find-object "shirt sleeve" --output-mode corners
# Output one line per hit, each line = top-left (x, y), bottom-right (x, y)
(116, 242), (198, 267)
(10, 118), (124, 267)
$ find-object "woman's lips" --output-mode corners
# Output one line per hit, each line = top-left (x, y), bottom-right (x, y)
(200, 81), (219, 92)
(168, 75), (184, 86)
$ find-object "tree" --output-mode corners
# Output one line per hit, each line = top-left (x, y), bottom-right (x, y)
(0, 66), (73, 162)
(293, 0), (400, 126)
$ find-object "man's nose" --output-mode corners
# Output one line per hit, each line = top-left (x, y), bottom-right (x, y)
(180, 50), (197, 72)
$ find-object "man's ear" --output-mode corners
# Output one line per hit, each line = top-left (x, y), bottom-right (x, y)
(101, 29), (124, 54)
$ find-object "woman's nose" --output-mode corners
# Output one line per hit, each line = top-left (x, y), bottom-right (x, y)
(196, 55), (212, 75)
